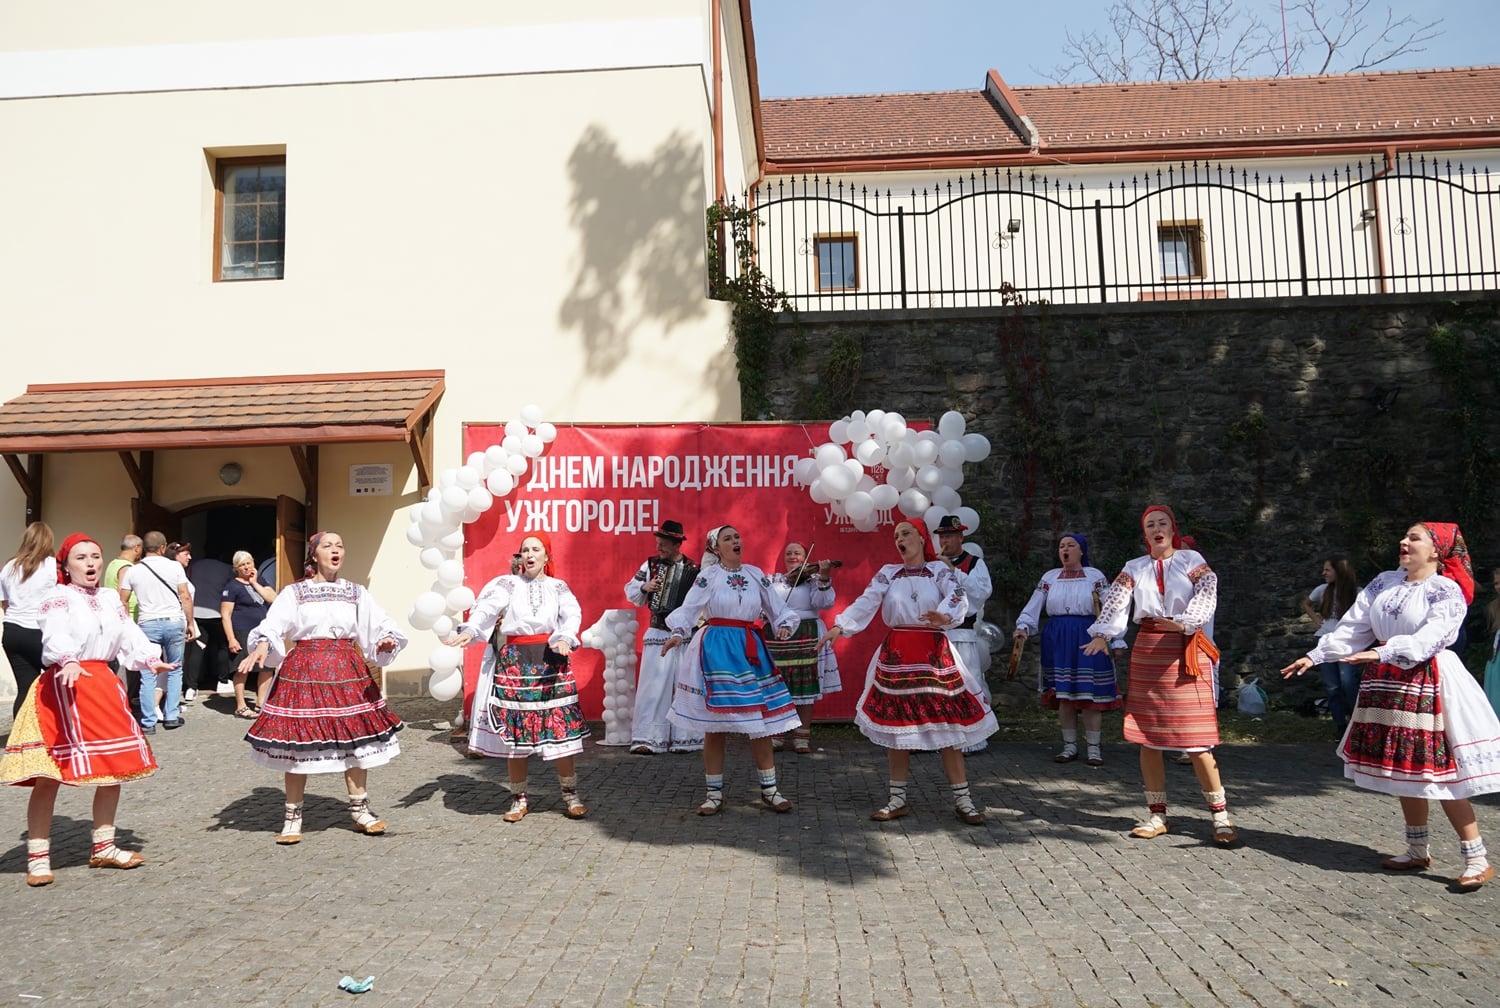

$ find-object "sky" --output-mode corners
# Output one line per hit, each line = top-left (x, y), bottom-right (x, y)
(749, 0), (1499, 97)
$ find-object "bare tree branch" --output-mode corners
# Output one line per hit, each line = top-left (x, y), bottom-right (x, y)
(1043, 0), (1444, 83)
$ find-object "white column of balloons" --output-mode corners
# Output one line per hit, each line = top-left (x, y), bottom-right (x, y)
(580, 609), (641, 746)
(793, 408), (992, 533)
(409, 404), (558, 701)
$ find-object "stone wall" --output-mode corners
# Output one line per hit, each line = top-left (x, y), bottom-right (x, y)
(762, 291), (1500, 708)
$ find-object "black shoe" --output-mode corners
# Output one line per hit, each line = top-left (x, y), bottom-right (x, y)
(140, 725), (157, 736)
(162, 719), (186, 730)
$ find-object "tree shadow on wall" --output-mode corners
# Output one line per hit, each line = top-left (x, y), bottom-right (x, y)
(559, 124), (719, 386)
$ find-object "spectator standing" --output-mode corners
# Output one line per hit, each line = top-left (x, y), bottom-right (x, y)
(119, 532), (195, 734)
(221, 551), (277, 718)
(1, 523), (56, 716)
(183, 546), (234, 701)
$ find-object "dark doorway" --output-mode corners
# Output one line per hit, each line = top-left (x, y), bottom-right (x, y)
(178, 501), (277, 571)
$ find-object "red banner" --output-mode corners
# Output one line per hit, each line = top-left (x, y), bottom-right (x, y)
(461, 423), (906, 720)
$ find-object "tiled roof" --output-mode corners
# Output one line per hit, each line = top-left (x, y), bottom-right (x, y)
(762, 66), (1500, 170)
(0, 371), (444, 453)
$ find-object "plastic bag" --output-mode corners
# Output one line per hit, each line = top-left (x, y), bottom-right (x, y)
(1237, 677), (1268, 715)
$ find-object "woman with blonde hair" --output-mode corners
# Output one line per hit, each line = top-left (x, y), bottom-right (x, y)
(221, 550), (277, 718)
(1, 522), (56, 716)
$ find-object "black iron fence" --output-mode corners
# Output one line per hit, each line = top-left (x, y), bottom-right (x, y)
(722, 154), (1500, 309)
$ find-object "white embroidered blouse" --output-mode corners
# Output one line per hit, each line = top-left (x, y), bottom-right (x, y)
(1306, 569), (1466, 670)
(246, 578), (407, 668)
(38, 583), (161, 670)
(834, 562), (967, 636)
(457, 574), (582, 649)
(1088, 549), (1217, 639)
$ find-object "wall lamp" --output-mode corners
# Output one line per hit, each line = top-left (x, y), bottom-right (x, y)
(219, 462), (244, 486)
(1006, 218), (1022, 233)
(1359, 208), (1378, 223)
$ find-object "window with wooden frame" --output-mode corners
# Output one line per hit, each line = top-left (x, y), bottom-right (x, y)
(1157, 220), (1205, 279)
(215, 156), (286, 281)
(814, 233), (859, 292)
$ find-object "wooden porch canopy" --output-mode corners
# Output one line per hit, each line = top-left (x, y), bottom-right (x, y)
(0, 370), (444, 524)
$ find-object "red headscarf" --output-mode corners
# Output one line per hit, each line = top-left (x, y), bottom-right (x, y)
(1140, 505), (1183, 551)
(897, 520), (938, 563)
(1420, 521), (1475, 604)
(55, 532), (101, 584)
(518, 531), (556, 577)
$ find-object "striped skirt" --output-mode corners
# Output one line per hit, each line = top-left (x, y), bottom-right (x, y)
(855, 628), (998, 751)
(470, 638), (587, 760)
(245, 639), (403, 774)
(1038, 614), (1121, 710)
(1, 660), (157, 786)
(1340, 650), (1500, 799)
(669, 623), (801, 739)
(1122, 627), (1219, 750)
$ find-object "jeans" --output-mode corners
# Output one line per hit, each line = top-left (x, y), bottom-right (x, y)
(1318, 660), (1361, 733)
(139, 618), (185, 727)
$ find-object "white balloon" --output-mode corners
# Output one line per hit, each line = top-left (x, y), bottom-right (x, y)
(844, 457), (864, 478)
(505, 419), (527, 439)
(537, 422), (558, 444)
(870, 484), (899, 511)
(456, 465), (482, 490)
(850, 409), (866, 423)
(885, 466), (915, 492)
(957, 506), (981, 535)
(505, 455), (528, 477)
(931, 486), (962, 510)
(855, 439), (887, 467)
(414, 591), (446, 620)
(438, 528), (466, 552)
(405, 524), (430, 548)
(467, 487), (493, 513)
(428, 667), (462, 702)
(898, 488), (931, 517)
(828, 419), (850, 444)
(845, 491), (875, 521)
(520, 433), (544, 458)
(429, 644), (462, 673)
(408, 503), (427, 523)
(601, 709), (618, 726)
(460, 505), (482, 525)
(420, 502), (445, 528)
(485, 470), (515, 497)
(620, 653), (637, 668)
(938, 410), (967, 440)
(408, 606), (436, 631)
(432, 615), (454, 639)
(881, 417), (908, 445)
(962, 433), (991, 463)
(855, 474), (876, 494)
(847, 419), (870, 443)
(436, 559), (465, 588)
(821, 465), (857, 499)
(440, 485), (469, 515)
(501, 434), (520, 454)
(829, 498), (848, 518)
(938, 439), (967, 468)
(445, 585), (476, 613)
(815, 443), (846, 469)
(886, 442), (915, 470)
(437, 468), (459, 489)
(915, 465), (945, 492)
(939, 466), (966, 490)
(793, 457), (820, 486)
(912, 439), (940, 467)
(808, 480), (831, 504)
(925, 508), (951, 533)
(419, 547), (446, 570)
(520, 403), (544, 426)
(866, 408), (887, 428)
(484, 445), (509, 471)
(853, 512), (879, 532)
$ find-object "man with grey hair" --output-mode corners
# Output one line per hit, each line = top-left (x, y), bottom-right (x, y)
(120, 531), (195, 734)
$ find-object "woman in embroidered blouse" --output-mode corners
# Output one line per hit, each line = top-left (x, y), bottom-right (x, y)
(221, 550), (277, 718)
(1282, 522), (1500, 890)
(820, 520), (998, 825)
(1, 522), (56, 717)
(1, 533), (175, 887)
(662, 525), (800, 816)
(1015, 533), (1124, 767)
(448, 533), (588, 823)
(237, 532), (406, 845)
(1084, 505), (1236, 845)
(765, 541), (841, 754)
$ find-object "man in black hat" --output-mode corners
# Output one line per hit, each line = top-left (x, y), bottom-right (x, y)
(934, 515), (995, 751)
(623, 520), (702, 754)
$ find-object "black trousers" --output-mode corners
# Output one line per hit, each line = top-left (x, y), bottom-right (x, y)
(4, 622), (43, 718)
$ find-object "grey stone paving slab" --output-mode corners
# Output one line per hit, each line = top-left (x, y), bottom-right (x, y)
(4, 696), (1500, 1006)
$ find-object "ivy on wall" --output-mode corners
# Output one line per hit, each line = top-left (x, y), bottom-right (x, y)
(706, 202), (791, 419)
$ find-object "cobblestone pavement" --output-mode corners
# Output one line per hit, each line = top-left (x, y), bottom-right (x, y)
(3, 695), (1500, 1008)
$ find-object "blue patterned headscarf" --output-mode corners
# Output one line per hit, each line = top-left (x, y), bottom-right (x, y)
(1060, 532), (1090, 569)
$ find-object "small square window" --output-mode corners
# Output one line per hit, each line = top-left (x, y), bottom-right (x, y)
(215, 157), (285, 281)
(815, 234), (859, 292)
(1158, 220), (1204, 279)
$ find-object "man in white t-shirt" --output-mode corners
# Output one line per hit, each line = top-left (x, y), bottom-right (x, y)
(120, 531), (196, 734)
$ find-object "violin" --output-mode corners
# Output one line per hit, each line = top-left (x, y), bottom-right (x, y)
(784, 559), (842, 587)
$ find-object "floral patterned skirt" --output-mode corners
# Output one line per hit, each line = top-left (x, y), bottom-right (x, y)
(855, 628), (997, 751)
(469, 640), (587, 761)
(1340, 652), (1500, 799)
(245, 639), (403, 774)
